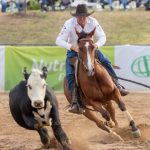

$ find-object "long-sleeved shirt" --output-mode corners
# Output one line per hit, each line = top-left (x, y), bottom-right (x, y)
(55, 16), (106, 50)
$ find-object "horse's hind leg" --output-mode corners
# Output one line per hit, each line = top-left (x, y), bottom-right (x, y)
(104, 101), (118, 127)
(90, 101), (111, 122)
(90, 101), (115, 128)
(37, 127), (51, 148)
(113, 93), (141, 138)
(83, 109), (123, 141)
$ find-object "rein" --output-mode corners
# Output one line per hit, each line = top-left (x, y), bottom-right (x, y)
(78, 55), (88, 71)
(117, 76), (150, 89)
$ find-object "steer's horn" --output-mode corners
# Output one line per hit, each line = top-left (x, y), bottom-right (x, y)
(23, 67), (29, 80)
(42, 66), (48, 79)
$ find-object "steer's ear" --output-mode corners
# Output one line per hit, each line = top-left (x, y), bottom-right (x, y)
(41, 66), (48, 79)
(23, 67), (29, 81)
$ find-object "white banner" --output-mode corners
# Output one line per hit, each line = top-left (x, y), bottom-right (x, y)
(115, 45), (150, 91)
(0, 46), (5, 91)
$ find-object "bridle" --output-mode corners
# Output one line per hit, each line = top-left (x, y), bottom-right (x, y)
(78, 37), (96, 73)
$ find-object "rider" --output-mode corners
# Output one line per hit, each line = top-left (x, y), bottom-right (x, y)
(56, 4), (129, 114)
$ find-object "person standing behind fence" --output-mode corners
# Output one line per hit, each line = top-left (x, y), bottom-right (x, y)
(1, 0), (7, 12)
(100, 0), (114, 11)
(15, 0), (26, 12)
(59, 0), (71, 9)
(120, 0), (128, 10)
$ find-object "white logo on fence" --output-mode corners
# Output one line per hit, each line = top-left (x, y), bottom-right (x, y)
(32, 58), (65, 81)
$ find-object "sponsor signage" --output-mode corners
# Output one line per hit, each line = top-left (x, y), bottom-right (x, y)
(4, 46), (114, 91)
(115, 45), (150, 91)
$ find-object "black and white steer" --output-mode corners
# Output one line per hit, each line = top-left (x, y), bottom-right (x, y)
(9, 67), (71, 150)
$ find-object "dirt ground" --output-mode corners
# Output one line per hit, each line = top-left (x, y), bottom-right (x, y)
(0, 92), (150, 150)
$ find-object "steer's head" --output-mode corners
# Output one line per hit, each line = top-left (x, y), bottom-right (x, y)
(24, 67), (48, 109)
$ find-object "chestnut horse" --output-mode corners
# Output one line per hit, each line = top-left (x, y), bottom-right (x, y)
(64, 28), (141, 140)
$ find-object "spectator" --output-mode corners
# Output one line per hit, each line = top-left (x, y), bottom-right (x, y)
(1, 0), (7, 12)
(59, 0), (71, 9)
(144, 0), (150, 10)
(120, 0), (128, 10)
(136, 0), (142, 7)
(100, 0), (114, 11)
(40, 0), (49, 12)
(16, 0), (26, 12)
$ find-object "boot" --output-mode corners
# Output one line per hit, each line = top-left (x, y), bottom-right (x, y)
(68, 86), (84, 114)
(113, 78), (129, 96)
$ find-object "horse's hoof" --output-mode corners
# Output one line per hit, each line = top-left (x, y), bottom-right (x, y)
(104, 121), (114, 128)
(132, 129), (141, 138)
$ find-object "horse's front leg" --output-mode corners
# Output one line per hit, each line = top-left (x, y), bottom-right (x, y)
(113, 92), (141, 138)
(83, 106), (123, 141)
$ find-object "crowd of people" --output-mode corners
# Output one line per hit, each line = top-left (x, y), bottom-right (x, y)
(0, 0), (27, 12)
(0, 0), (150, 12)
(99, 0), (150, 10)
(40, 0), (150, 12)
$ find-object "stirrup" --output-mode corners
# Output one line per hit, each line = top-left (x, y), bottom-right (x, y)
(68, 103), (84, 114)
(119, 88), (129, 96)
(113, 79), (129, 96)
(118, 84), (129, 96)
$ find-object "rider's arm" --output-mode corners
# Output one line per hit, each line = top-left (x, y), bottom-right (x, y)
(55, 20), (72, 50)
(94, 19), (106, 48)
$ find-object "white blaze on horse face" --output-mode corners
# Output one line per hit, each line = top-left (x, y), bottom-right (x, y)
(85, 41), (94, 76)
(27, 69), (46, 108)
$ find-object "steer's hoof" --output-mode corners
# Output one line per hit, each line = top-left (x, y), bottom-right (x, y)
(67, 139), (72, 144)
(62, 141), (72, 150)
(41, 144), (50, 149)
(132, 129), (141, 138)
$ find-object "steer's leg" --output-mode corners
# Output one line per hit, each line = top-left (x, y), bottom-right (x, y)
(37, 127), (51, 148)
(50, 106), (71, 150)
(83, 108), (123, 141)
(22, 114), (40, 130)
(23, 114), (51, 147)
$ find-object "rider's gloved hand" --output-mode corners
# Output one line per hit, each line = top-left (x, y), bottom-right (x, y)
(71, 45), (79, 52)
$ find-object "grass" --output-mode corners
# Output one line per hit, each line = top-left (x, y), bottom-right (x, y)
(0, 9), (150, 45)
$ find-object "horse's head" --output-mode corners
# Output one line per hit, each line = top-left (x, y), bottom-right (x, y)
(76, 28), (96, 76)
(23, 67), (48, 108)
